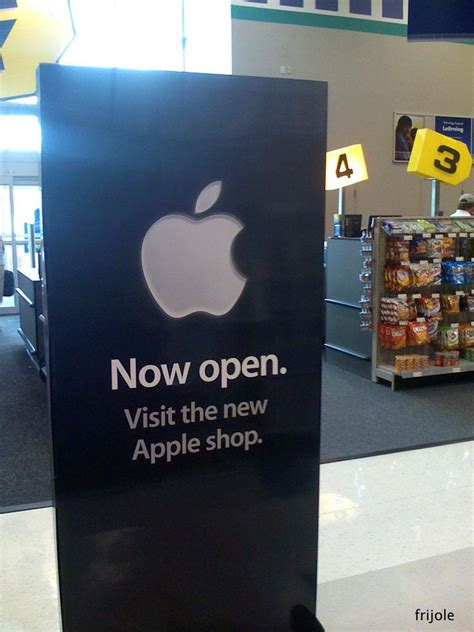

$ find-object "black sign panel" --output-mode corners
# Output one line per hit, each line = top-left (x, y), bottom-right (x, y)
(408, 0), (474, 40)
(39, 64), (327, 632)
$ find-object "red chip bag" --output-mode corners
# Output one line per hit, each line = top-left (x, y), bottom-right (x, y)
(407, 321), (430, 346)
(388, 324), (407, 349)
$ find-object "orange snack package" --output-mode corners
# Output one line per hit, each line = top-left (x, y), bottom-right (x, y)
(407, 321), (430, 346)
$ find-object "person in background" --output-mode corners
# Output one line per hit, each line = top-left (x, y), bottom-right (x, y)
(410, 127), (419, 145)
(395, 115), (413, 161)
(451, 193), (474, 217)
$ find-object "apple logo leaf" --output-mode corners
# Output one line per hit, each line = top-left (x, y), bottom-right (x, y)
(194, 180), (222, 215)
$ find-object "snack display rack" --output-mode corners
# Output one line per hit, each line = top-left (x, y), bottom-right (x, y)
(370, 216), (474, 389)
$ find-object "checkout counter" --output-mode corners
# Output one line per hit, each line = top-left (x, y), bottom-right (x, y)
(325, 237), (372, 378)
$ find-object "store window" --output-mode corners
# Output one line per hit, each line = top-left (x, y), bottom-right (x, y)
(0, 1), (230, 153)
(350, 0), (371, 15)
(61, 0), (231, 75)
(183, 0), (232, 74)
(316, 1), (338, 10)
(0, 115), (41, 152)
(61, 0), (184, 71)
(382, 0), (403, 19)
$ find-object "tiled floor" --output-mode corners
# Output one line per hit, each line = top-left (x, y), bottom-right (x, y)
(317, 441), (473, 631)
(0, 507), (59, 632)
(1, 441), (472, 631)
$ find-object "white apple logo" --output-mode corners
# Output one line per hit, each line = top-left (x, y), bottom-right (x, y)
(141, 181), (246, 318)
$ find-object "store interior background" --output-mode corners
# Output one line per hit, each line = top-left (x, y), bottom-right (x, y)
(233, 1), (474, 227)
(1, 1), (473, 631)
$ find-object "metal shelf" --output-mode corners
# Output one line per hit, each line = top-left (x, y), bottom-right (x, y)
(377, 360), (474, 381)
(371, 216), (474, 389)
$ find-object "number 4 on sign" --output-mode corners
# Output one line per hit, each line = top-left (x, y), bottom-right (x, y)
(336, 153), (353, 179)
(326, 144), (368, 190)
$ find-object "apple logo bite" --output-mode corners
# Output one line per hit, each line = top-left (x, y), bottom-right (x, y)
(141, 181), (246, 318)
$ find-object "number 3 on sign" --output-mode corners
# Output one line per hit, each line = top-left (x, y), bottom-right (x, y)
(326, 144), (368, 190)
(434, 145), (460, 175)
(407, 129), (472, 185)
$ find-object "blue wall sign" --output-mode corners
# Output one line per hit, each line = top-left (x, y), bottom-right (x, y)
(435, 116), (472, 154)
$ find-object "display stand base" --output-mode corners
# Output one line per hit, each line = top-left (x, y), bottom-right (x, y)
(291, 606), (325, 631)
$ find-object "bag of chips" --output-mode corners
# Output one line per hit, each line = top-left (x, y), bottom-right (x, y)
(426, 318), (440, 342)
(407, 321), (430, 346)
(442, 261), (465, 285)
(416, 296), (442, 319)
(384, 265), (412, 292)
(410, 237), (428, 257)
(441, 294), (460, 315)
(463, 262), (474, 284)
(463, 348), (474, 362)
(410, 263), (431, 288)
(430, 263), (442, 285)
(427, 238), (443, 259)
(438, 325), (460, 350)
(459, 324), (474, 348)
(380, 324), (407, 349)
(380, 297), (412, 323)
(465, 295), (474, 313)
(442, 237), (455, 258)
(386, 239), (410, 263)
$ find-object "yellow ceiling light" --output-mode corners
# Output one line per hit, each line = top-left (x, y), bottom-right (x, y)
(0, 0), (74, 100)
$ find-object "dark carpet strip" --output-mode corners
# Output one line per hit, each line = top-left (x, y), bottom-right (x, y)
(0, 315), (52, 508)
(320, 362), (474, 462)
(1, 314), (473, 509)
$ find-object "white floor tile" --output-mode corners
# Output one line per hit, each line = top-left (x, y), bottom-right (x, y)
(317, 548), (474, 632)
(318, 485), (473, 583)
(0, 441), (472, 631)
(0, 508), (60, 632)
(320, 442), (473, 512)
(318, 442), (474, 583)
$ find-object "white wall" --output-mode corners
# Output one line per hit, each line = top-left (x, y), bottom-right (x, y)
(232, 18), (474, 234)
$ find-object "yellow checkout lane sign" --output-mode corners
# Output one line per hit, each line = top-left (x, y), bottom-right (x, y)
(407, 128), (472, 185)
(326, 143), (368, 191)
(0, 0), (74, 100)
(326, 143), (368, 215)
